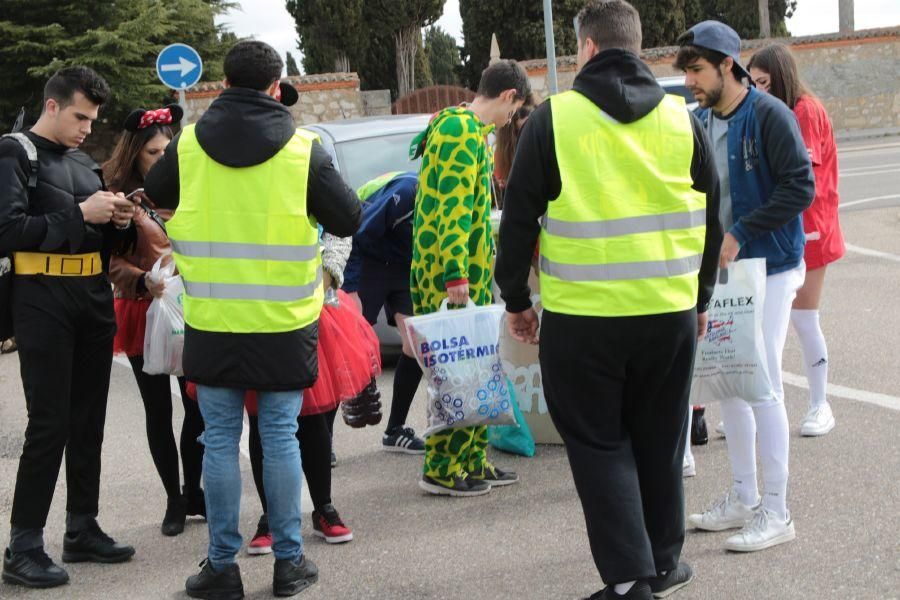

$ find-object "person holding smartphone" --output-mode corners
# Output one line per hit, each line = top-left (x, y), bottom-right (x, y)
(103, 105), (206, 538)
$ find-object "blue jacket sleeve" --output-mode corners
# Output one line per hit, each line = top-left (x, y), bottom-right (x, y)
(730, 96), (815, 245)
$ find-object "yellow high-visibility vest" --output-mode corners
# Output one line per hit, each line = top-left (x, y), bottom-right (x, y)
(166, 124), (323, 333)
(540, 91), (706, 317)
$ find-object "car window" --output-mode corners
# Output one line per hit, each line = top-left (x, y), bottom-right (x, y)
(662, 83), (696, 104)
(334, 133), (422, 190)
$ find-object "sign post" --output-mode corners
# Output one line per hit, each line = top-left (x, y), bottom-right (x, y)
(156, 43), (203, 121)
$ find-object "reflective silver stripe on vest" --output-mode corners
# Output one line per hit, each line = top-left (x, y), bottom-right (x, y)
(540, 253), (703, 282)
(542, 209), (706, 239)
(184, 271), (322, 302)
(171, 240), (318, 262)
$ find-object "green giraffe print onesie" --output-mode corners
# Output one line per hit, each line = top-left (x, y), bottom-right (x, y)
(409, 106), (496, 485)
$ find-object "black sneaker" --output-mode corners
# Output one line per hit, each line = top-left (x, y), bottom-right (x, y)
(162, 496), (187, 536)
(469, 462), (520, 487)
(585, 581), (652, 600)
(382, 426), (425, 454)
(273, 555), (318, 597)
(691, 406), (709, 446)
(2, 547), (69, 589)
(418, 474), (491, 497)
(186, 559), (244, 600)
(648, 563), (693, 598)
(61, 521), (135, 563)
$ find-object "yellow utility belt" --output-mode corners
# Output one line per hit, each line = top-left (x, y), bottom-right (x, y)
(13, 252), (102, 276)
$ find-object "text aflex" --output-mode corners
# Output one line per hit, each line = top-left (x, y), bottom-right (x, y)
(710, 296), (753, 308)
(420, 336), (501, 368)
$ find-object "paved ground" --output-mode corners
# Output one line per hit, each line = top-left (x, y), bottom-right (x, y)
(1, 137), (898, 600)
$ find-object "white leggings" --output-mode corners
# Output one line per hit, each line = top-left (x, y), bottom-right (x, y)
(721, 263), (806, 518)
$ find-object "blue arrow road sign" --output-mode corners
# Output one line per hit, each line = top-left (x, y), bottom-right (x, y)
(156, 43), (203, 90)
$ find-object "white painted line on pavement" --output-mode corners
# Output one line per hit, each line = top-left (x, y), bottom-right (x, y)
(840, 194), (900, 209)
(838, 142), (900, 153)
(112, 354), (251, 458)
(841, 168), (900, 178)
(783, 371), (900, 412)
(112, 355), (313, 512)
(845, 243), (900, 263)
(840, 162), (900, 173)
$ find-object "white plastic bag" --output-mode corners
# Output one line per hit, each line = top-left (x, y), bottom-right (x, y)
(690, 258), (774, 405)
(405, 299), (516, 436)
(142, 255), (185, 376)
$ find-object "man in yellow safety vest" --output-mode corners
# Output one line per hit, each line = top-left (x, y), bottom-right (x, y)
(145, 40), (360, 599)
(495, 2), (723, 599)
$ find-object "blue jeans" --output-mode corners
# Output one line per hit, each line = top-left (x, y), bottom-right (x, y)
(197, 385), (304, 567)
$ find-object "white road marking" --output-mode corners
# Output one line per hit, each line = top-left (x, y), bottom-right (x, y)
(783, 371), (900, 412)
(840, 168), (900, 178)
(111, 356), (314, 511)
(839, 194), (900, 209)
(840, 162), (900, 173)
(838, 142), (900, 153)
(844, 243), (900, 263)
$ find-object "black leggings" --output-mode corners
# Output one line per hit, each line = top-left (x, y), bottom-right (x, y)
(127, 355), (205, 499)
(248, 408), (337, 514)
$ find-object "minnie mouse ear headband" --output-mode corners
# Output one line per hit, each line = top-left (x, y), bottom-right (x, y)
(277, 81), (299, 107)
(123, 104), (184, 132)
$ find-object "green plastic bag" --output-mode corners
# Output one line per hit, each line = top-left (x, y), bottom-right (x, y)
(488, 379), (536, 457)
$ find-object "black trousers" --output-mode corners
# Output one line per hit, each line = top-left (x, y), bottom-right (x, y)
(539, 308), (696, 585)
(126, 356), (204, 500)
(10, 275), (116, 530)
(248, 408), (336, 514)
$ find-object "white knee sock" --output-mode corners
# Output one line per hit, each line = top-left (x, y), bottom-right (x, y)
(791, 309), (829, 408)
(752, 402), (790, 520)
(720, 398), (759, 506)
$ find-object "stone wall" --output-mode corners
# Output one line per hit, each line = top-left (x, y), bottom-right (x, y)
(521, 27), (900, 137)
(183, 72), (392, 125)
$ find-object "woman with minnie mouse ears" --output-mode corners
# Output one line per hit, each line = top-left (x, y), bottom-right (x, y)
(103, 104), (207, 537)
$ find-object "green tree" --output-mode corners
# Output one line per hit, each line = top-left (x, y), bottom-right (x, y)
(459, 0), (582, 90)
(368, 0), (444, 97)
(0, 0), (235, 133)
(683, 0), (797, 38)
(286, 51), (301, 76)
(424, 25), (461, 85)
(286, 0), (366, 73)
(414, 32), (434, 89)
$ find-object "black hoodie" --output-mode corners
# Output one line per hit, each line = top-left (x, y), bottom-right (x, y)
(144, 87), (361, 391)
(495, 49), (722, 315)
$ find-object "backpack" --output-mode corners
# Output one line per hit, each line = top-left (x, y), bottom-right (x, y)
(0, 133), (39, 340)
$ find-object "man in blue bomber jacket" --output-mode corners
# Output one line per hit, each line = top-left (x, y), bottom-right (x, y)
(675, 21), (815, 554)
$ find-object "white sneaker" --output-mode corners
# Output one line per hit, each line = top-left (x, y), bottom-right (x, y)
(687, 489), (759, 531)
(724, 507), (796, 552)
(800, 402), (835, 437)
(715, 421), (726, 436)
(682, 454), (696, 478)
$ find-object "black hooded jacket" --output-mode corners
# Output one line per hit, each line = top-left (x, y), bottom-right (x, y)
(144, 87), (361, 391)
(495, 49), (723, 315)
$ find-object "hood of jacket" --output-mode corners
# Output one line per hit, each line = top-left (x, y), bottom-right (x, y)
(194, 87), (296, 167)
(572, 49), (666, 124)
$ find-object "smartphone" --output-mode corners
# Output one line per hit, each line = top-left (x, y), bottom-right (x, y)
(125, 187), (145, 200)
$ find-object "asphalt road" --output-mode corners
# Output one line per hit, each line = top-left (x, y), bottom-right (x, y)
(0, 136), (898, 600)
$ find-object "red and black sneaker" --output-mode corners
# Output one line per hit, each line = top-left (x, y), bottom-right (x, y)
(247, 514), (272, 556)
(311, 505), (353, 544)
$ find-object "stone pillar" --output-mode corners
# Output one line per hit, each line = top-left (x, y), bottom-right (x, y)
(489, 33), (501, 65)
(839, 0), (855, 33)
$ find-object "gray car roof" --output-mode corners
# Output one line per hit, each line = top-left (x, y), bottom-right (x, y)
(303, 114), (431, 144)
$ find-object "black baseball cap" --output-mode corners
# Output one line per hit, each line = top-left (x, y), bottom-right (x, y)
(678, 20), (753, 84)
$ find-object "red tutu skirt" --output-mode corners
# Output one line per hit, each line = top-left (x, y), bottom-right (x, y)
(187, 291), (381, 417)
(114, 298), (152, 357)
